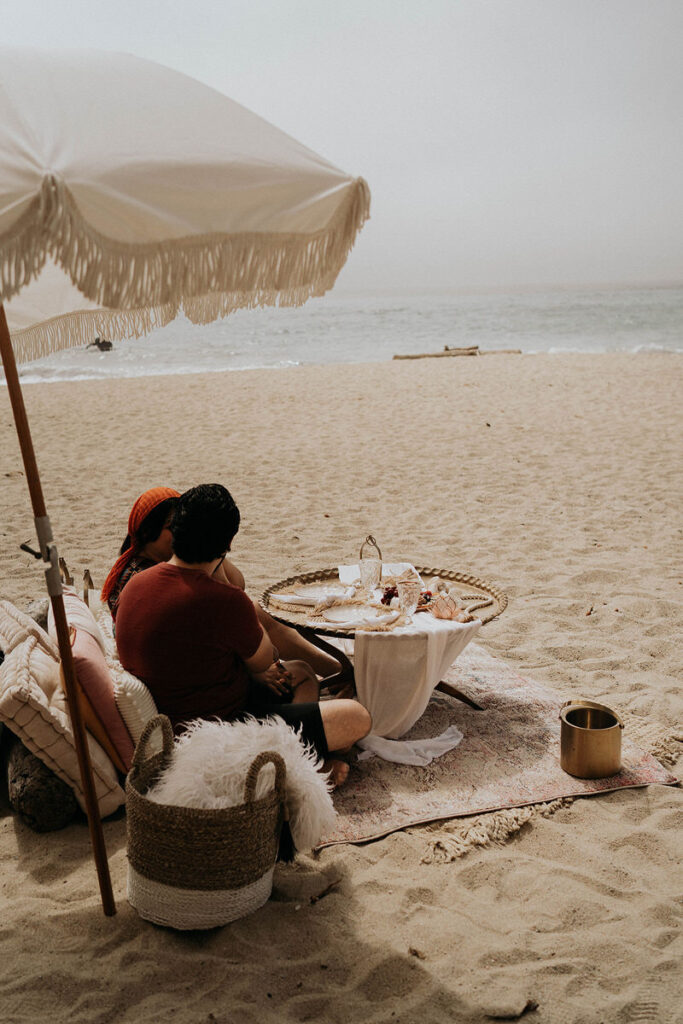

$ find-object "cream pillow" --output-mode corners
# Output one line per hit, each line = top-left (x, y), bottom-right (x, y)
(109, 661), (158, 746)
(97, 608), (158, 745)
(0, 600), (59, 659)
(97, 607), (116, 655)
(48, 586), (106, 654)
(0, 636), (125, 818)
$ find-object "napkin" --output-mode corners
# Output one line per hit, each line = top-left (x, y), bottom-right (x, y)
(338, 563), (423, 585)
(272, 585), (357, 608)
(305, 609), (401, 631)
(356, 725), (464, 766)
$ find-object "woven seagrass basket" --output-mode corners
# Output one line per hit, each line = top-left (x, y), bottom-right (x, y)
(126, 715), (286, 930)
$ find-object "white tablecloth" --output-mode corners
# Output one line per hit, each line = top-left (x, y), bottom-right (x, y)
(353, 613), (481, 740)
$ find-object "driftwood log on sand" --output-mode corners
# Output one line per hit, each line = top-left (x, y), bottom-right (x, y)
(393, 345), (521, 360)
(0, 599), (76, 832)
(4, 731), (79, 832)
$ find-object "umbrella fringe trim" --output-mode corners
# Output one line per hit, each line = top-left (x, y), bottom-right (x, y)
(2, 174), (370, 361)
(7, 306), (179, 364)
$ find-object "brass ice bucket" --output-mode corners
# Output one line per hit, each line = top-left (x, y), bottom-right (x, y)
(559, 700), (624, 779)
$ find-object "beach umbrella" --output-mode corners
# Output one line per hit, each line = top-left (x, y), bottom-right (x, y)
(0, 47), (370, 916)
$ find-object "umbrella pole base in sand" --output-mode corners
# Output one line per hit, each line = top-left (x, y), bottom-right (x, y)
(0, 303), (115, 917)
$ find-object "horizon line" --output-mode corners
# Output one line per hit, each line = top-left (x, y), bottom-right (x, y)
(332, 279), (683, 299)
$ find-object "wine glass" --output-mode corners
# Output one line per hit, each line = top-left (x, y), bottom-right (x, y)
(397, 578), (421, 618)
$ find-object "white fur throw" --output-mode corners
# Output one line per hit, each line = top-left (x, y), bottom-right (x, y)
(146, 717), (336, 852)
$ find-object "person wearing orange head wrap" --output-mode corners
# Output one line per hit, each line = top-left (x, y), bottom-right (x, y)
(103, 484), (344, 681)
(101, 486), (180, 619)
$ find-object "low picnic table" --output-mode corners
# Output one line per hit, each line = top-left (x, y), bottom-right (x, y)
(260, 566), (507, 739)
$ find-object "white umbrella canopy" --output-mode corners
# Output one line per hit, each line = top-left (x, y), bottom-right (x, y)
(0, 47), (369, 917)
(1, 47), (369, 360)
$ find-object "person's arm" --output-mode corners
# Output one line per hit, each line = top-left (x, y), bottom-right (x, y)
(244, 630), (275, 674)
(232, 589), (289, 697)
(245, 632), (295, 698)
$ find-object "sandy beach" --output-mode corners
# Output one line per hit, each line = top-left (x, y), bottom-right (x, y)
(0, 352), (681, 1024)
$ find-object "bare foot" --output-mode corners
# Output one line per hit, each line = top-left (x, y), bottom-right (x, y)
(322, 759), (350, 788)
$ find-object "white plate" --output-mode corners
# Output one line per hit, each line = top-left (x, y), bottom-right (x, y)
(321, 605), (383, 625)
(293, 582), (348, 601)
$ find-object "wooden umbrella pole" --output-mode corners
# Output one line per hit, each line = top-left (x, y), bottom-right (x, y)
(0, 304), (115, 917)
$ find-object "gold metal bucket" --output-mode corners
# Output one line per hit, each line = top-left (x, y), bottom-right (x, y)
(559, 700), (624, 779)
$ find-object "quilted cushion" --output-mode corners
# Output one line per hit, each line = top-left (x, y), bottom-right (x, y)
(0, 637), (125, 818)
(0, 600), (59, 659)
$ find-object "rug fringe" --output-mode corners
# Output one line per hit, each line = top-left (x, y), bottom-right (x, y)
(415, 715), (680, 864)
(416, 798), (573, 864)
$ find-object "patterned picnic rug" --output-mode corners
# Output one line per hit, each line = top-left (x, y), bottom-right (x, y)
(318, 643), (678, 848)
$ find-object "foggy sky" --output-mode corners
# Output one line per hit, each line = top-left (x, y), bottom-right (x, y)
(4, 0), (682, 293)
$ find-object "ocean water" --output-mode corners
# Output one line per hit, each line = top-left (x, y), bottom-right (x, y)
(12, 286), (683, 384)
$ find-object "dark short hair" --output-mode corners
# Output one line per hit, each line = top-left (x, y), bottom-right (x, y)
(171, 484), (240, 564)
(119, 497), (178, 556)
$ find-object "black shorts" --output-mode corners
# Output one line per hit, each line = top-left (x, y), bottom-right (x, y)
(243, 685), (328, 760)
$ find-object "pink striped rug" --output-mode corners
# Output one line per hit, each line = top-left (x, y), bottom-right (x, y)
(318, 644), (678, 848)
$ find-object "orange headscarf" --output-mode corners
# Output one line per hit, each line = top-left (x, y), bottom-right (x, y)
(101, 487), (181, 605)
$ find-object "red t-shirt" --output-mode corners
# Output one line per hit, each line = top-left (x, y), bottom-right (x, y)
(115, 562), (263, 729)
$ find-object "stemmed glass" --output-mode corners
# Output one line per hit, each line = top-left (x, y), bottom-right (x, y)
(397, 578), (421, 619)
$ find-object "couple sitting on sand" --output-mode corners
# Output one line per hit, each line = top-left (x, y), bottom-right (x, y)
(102, 484), (371, 785)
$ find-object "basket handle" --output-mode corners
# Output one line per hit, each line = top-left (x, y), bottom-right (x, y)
(244, 750), (286, 805)
(130, 714), (175, 773)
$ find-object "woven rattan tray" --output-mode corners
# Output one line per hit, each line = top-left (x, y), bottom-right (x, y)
(260, 566), (508, 638)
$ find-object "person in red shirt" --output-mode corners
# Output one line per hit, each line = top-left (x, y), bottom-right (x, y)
(103, 486), (343, 681)
(116, 483), (370, 785)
